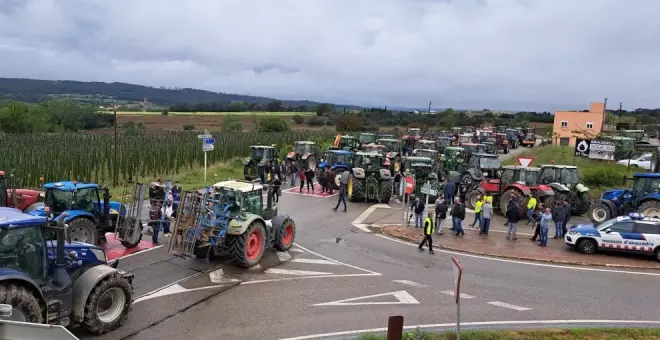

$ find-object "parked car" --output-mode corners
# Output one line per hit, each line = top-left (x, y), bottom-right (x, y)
(617, 153), (654, 170)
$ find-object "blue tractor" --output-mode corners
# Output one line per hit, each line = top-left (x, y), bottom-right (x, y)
(26, 181), (144, 248)
(324, 149), (354, 190)
(0, 208), (134, 334)
(588, 173), (660, 223)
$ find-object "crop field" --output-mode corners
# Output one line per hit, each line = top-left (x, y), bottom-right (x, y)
(104, 111), (316, 116)
(1, 131), (336, 188)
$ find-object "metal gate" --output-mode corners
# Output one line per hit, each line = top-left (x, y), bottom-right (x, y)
(168, 189), (207, 258)
(114, 182), (146, 246)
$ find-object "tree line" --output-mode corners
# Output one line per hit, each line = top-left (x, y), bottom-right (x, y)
(0, 99), (113, 133)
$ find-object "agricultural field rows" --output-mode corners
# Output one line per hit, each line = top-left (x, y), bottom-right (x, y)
(103, 111), (316, 116)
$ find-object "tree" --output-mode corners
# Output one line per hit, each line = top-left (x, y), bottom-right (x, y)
(0, 101), (50, 133)
(258, 117), (290, 132)
(334, 115), (364, 132)
(267, 100), (283, 112)
(292, 114), (305, 124)
(316, 103), (335, 116)
(222, 115), (243, 132)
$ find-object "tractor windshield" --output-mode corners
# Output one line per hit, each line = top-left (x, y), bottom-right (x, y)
(407, 129), (422, 137)
(411, 164), (432, 177)
(359, 134), (376, 144)
(414, 150), (434, 159)
(522, 170), (539, 185)
(437, 138), (451, 147)
(336, 153), (353, 165)
(0, 225), (46, 281)
(294, 143), (313, 154)
(560, 168), (580, 185)
(46, 188), (97, 213)
(251, 148), (266, 161)
(213, 188), (242, 215)
(378, 141), (399, 153)
(355, 155), (381, 172)
(339, 137), (355, 148)
(479, 157), (501, 169)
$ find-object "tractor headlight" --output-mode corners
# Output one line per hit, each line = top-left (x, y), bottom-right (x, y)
(90, 248), (107, 263)
(110, 209), (119, 215)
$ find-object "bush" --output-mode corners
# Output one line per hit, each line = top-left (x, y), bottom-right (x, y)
(222, 115), (242, 132)
(582, 167), (626, 188)
(161, 110), (169, 116)
(307, 116), (325, 127)
(183, 124), (195, 130)
(258, 117), (289, 132)
(292, 114), (305, 124)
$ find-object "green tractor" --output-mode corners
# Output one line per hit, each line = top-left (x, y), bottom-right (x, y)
(539, 164), (591, 215)
(358, 133), (377, 149)
(404, 156), (442, 202)
(411, 148), (441, 173)
(347, 152), (393, 203)
(286, 141), (320, 170)
(416, 139), (438, 151)
(439, 146), (468, 180)
(376, 138), (404, 173)
(330, 135), (359, 151)
(244, 145), (280, 182)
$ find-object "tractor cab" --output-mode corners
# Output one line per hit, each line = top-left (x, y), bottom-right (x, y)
(362, 144), (386, 155)
(457, 134), (473, 145)
(539, 165), (580, 186)
(376, 138), (403, 172)
(249, 145), (279, 164)
(354, 152), (388, 174)
(244, 145), (280, 181)
(330, 135), (359, 151)
(451, 127), (463, 135)
(212, 180), (274, 220)
(468, 153), (501, 178)
(325, 150), (354, 168)
(410, 149), (440, 172)
(358, 133), (377, 146)
(461, 143), (487, 156)
(416, 140), (437, 151)
(478, 130), (493, 143)
(435, 137), (453, 151)
(440, 146), (468, 174)
(402, 128), (423, 150)
(376, 138), (402, 153)
(540, 164), (591, 216)
(287, 141), (318, 171)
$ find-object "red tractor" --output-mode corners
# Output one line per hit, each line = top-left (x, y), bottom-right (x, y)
(0, 170), (44, 212)
(466, 165), (555, 216)
(402, 128), (423, 154)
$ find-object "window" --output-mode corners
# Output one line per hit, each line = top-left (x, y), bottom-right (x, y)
(586, 122), (594, 129)
(245, 190), (263, 215)
(0, 226), (46, 282)
(607, 221), (635, 233)
(561, 121), (568, 128)
(635, 223), (660, 234)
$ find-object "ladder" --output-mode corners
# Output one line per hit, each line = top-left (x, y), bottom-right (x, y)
(114, 182), (146, 245)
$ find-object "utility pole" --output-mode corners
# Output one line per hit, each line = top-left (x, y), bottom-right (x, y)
(602, 98), (608, 133)
(428, 101), (432, 114)
(113, 106), (118, 186)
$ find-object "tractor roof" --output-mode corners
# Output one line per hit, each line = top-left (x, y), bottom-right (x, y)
(633, 173), (660, 178)
(341, 135), (356, 139)
(212, 180), (263, 192)
(294, 141), (316, 145)
(418, 140), (435, 143)
(541, 164), (577, 169)
(406, 156), (432, 162)
(408, 128), (421, 131)
(0, 207), (47, 228)
(360, 133), (376, 136)
(502, 165), (540, 171)
(377, 138), (399, 142)
(44, 181), (99, 191)
(445, 146), (465, 151)
(249, 145), (277, 149)
(472, 153), (498, 158)
(438, 136), (452, 140)
(327, 150), (353, 155)
(414, 149), (437, 154)
(356, 151), (382, 157)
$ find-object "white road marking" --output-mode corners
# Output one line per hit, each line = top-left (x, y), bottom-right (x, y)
(487, 301), (531, 311)
(134, 264), (224, 300)
(440, 290), (474, 299)
(351, 203), (391, 233)
(248, 264), (262, 271)
(313, 290), (419, 306)
(241, 273), (380, 285)
(279, 320), (660, 340)
(110, 244), (164, 260)
(266, 268), (334, 276)
(290, 258), (340, 265)
(290, 248), (305, 253)
(375, 234), (660, 277)
(379, 223), (534, 236)
(209, 268), (224, 283)
(392, 280), (427, 288)
(295, 244), (381, 275)
(276, 251), (293, 262)
(134, 283), (227, 303)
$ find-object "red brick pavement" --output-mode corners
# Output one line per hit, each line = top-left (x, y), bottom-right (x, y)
(375, 225), (660, 269)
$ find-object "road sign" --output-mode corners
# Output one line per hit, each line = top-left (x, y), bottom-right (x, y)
(202, 144), (214, 152)
(452, 256), (463, 304)
(404, 176), (415, 195)
(197, 134), (212, 139)
(516, 156), (534, 168)
(203, 138), (215, 144)
(420, 183), (437, 196)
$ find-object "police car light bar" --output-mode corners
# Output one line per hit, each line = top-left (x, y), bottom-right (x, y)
(628, 212), (645, 220)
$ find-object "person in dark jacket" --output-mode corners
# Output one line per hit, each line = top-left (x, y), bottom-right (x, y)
(326, 168), (335, 195)
(272, 177), (282, 203)
(290, 162), (298, 186)
(505, 198), (520, 240)
(552, 202), (565, 239)
(413, 197), (425, 228)
(562, 199), (571, 236)
(530, 204), (545, 241)
(451, 197), (466, 236)
(298, 169), (306, 192)
(435, 195), (449, 235)
(418, 211), (435, 254)
(305, 168), (315, 192)
(444, 180), (456, 206)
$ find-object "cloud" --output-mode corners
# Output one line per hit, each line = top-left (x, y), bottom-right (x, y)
(0, 0), (659, 111)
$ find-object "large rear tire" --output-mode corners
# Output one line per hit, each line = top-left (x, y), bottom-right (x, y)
(348, 175), (364, 202)
(275, 218), (296, 251)
(306, 156), (317, 172)
(499, 190), (525, 216)
(331, 169), (345, 190)
(69, 218), (99, 245)
(638, 200), (660, 218)
(0, 284), (43, 323)
(466, 190), (480, 210)
(573, 192), (591, 216)
(82, 272), (133, 334)
(378, 180), (393, 203)
(227, 221), (266, 268)
(588, 201), (612, 224)
(119, 217), (143, 248)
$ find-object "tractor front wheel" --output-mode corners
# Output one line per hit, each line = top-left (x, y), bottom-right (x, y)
(228, 221), (267, 268)
(0, 284), (43, 323)
(331, 169), (345, 190)
(275, 218), (296, 251)
(638, 201), (660, 218)
(466, 190), (480, 210)
(306, 156), (317, 172)
(378, 180), (393, 203)
(82, 273), (133, 334)
(348, 175), (364, 202)
(69, 218), (99, 245)
(588, 201), (612, 224)
(573, 192), (592, 216)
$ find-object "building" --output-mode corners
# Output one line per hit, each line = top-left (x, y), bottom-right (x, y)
(552, 102), (606, 146)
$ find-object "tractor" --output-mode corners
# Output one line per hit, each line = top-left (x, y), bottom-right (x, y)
(376, 138), (404, 173)
(168, 180), (296, 268)
(460, 143), (488, 157)
(477, 130), (493, 143)
(520, 128), (536, 147)
(0, 208), (134, 334)
(439, 146), (468, 181)
(505, 129), (520, 149)
(539, 164), (591, 215)
(457, 134), (473, 145)
(330, 135), (359, 152)
(244, 145), (280, 182)
(481, 141), (498, 155)
(435, 137), (453, 153)
(493, 133), (510, 154)
(416, 139), (438, 151)
(358, 133), (377, 149)
(410, 149), (440, 173)
(324, 149), (355, 190)
(458, 153), (501, 198)
(588, 173), (660, 223)
(402, 128), (423, 153)
(403, 156), (441, 202)
(0, 171), (43, 212)
(286, 141), (320, 171)
(25, 181), (144, 248)
(347, 152), (393, 203)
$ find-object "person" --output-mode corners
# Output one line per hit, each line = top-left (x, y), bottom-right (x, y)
(539, 207), (552, 247)
(471, 195), (483, 229)
(298, 168), (306, 192)
(280, 161), (287, 183)
(530, 204), (545, 241)
(444, 179), (456, 206)
(526, 193), (537, 225)
(290, 162), (298, 186)
(435, 195), (449, 235)
(305, 167), (315, 192)
(333, 170), (350, 212)
(562, 199), (571, 236)
(505, 198), (520, 240)
(418, 211), (435, 254)
(149, 203), (170, 244)
(394, 171), (401, 196)
(318, 166), (328, 193)
(272, 176), (282, 203)
(451, 197), (466, 236)
(413, 197), (425, 228)
(480, 196), (493, 236)
(326, 167), (335, 195)
(552, 202), (565, 239)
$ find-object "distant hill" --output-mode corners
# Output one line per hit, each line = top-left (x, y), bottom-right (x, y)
(0, 77), (332, 108)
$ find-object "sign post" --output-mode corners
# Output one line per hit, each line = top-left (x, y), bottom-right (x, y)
(420, 181), (438, 217)
(516, 156), (534, 168)
(404, 176), (415, 227)
(198, 130), (215, 182)
(452, 256), (463, 340)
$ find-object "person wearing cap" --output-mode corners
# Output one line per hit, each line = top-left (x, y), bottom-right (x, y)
(417, 211), (435, 254)
(333, 170), (350, 212)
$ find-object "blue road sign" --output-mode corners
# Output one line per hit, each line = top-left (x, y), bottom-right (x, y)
(203, 138), (215, 144)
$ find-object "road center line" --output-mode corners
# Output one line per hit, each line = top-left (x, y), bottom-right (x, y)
(487, 301), (531, 311)
(440, 290), (474, 299)
(392, 279), (427, 288)
(265, 268), (334, 276)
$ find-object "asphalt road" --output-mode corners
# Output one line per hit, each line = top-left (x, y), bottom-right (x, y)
(76, 141), (660, 340)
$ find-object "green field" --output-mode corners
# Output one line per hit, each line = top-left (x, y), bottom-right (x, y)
(358, 327), (660, 340)
(104, 111), (316, 116)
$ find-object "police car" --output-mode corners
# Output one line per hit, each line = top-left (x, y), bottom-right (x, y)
(565, 213), (660, 261)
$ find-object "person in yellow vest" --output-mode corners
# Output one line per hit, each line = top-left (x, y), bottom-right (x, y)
(417, 211), (435, 254)
(484, 193), (493, 207)
(470, 194), (484, 229)
(526, 193), (538, 225)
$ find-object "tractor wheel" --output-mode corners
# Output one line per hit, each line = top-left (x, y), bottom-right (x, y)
(573, 192), (592, 216)
(348, 175), (364, 202)
(69, 218), (99, 245)
(119, 217), (143, 248)
(541, 195), (555, 209)
(460, 173), (474, 194)
(588, 201), (612, 224)
(638, 201), (660, 218)
(378, 180), (393, 203)
(331, 169), (345, 190)
(466, 190), (480, 210)
(393, 156), (402, 173)
(227, 220), (267, 268)
(193, 240), (218, 261)
(306, 156), (317, 172)
(275, 218), (296, 251)
(23, 202), (43, 214)
(0, 284), (43, 323)
(499, 190), (524, 216)
(82, 272), (133, 334)
(555, 192), (569, 206)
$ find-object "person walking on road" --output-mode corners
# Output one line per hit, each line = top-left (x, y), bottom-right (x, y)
(552, 202), (565, 239)
(435, 195), (448, 235)
(451, 197), (466, 236)
(413, 197), (425, 228)
(333, 170), (350, 212)
(444, 179), (456, 206)
(305, 168), (315, 192)
(480, 196), (493, 236)
(470, 194), (483, 229)
(562, 199), (571, 236)
(539, 207), (552, 247)
(298, 168), (305, 192)
(505, 198), (520, 240)
(526, 193), (537, 225)
(272, 176), (281, 203)
(418, 211), (435, 254)
(290, 163), (298, 187)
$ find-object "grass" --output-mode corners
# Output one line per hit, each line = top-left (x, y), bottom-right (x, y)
(358, 327), (660, 340)
(104, 111), (316, 116)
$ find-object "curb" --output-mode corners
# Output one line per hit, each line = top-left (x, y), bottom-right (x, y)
(368, 226), (660, 270)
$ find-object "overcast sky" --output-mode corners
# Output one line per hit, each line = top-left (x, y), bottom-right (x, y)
(1, 0), (659, 111)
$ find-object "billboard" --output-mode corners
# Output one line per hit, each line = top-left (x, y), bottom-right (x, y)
(574, 138), (616, 161)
